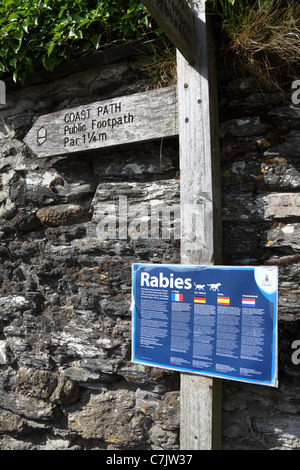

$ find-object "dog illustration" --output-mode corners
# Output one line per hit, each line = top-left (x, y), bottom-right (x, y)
(207, 283), (221, 291)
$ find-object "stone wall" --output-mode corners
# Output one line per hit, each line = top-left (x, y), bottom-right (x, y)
(219, 80), (300, 449)
(0, 43), (299, 450)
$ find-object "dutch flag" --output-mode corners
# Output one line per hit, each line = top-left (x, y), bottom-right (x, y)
(242, 298), (256, 307)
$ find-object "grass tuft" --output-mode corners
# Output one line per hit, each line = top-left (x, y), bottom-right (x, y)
(208, 0), (300, 89)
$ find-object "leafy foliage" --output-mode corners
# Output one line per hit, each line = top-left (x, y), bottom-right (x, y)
(1, 0), (298, 89)
(0, 0), (161, 83)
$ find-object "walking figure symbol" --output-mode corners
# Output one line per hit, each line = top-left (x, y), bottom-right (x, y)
(37, 126), (47, 146)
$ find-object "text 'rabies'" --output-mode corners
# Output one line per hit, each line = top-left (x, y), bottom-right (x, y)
(141, 272), (192, 289)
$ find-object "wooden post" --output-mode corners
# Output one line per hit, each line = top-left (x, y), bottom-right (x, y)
(177, 0), (222, 450)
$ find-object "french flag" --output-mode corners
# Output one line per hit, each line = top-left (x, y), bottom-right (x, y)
(172, 293), (183, 302)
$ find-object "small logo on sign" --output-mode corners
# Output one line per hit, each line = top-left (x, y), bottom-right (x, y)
(37, 126), (47, 146)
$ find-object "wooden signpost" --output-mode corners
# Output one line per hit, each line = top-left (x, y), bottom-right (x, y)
(24, 87), (178, 158)
(24, 0), (221, 451)
(141, 0), (222, 450)
(176, 0), (222, 450)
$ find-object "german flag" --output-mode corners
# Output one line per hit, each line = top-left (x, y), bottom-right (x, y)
(194, 296), (206, 304)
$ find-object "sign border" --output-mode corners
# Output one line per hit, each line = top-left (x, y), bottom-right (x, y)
(131, 263), (278, 388)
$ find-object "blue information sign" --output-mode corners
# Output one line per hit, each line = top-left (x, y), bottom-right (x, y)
(132, 264), (278, 387)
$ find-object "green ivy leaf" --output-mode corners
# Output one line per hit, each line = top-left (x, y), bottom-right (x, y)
(47, 42), (55, 56)
(9, 57), (17, 68)
(8, 39), (20, 52)
(0, 0), (164, 80)
(91, 33), (101, 49)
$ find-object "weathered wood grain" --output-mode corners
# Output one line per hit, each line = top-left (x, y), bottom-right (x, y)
(24, 87), (178, 158)
(141, 0), (195, 64)
(178, 0), (222, 450)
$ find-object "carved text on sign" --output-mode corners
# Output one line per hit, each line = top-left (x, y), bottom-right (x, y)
(24, 87), (178, 158)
